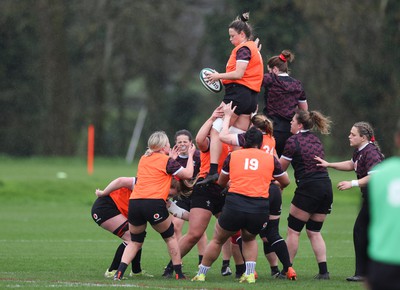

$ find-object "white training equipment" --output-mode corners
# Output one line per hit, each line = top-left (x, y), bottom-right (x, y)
(212, 117), (245, 134)
(167, 200), (189, 220)
(199, 68), (222, 93)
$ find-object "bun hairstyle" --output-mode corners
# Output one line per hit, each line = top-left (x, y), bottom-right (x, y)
(244, 126), (263, 149)
(240, 11), (250, 22)
(229, 11), (254, 40)
(267, 49), (295, 73)
(145, 131), (169, 156)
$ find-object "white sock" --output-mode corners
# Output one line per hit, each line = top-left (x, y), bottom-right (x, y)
(198, 264), (210, 275)
(245, 261), (256, 275)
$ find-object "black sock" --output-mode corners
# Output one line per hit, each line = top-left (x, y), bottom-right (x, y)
(222, 259), (230, 268)
(235, 263), (245, 276)
(109, 242), (127, 271)
(131, 248), (142, 274)
(271, 265), (279, 274)
(115, 262), (128, 279)
(209, 163), (218, 175)
(318, 261), (328, 274)
(166, 260), (173, 269)
(198, 255), (203, 265)
(272, 240), (291, 272)
(173, 264), (183, 276)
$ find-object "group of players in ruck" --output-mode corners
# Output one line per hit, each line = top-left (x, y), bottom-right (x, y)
(91, 12), (385, 285)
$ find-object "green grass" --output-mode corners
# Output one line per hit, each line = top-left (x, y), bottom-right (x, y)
(0, 156), (365, 289)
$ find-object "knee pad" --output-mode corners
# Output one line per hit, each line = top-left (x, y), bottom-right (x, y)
(131, 231), (146, 243)
(160, 223), (175, 239)
(212, 118), (223, 132)
(306, 219), (323, 232)
(113, 220), (129, 238)
(287, 214), (306, 232)
(263, 241), (273, 254)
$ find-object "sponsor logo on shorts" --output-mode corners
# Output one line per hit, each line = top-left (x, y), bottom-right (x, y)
(153, 213), (162, 222)
(93, 213), (101, 223)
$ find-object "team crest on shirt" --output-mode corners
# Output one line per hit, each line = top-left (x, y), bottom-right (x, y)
(153, 213), (162, 221)
(262, 222), (268, 229)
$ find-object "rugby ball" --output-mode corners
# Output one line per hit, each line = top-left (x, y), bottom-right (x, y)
(199, 68), (222, 93)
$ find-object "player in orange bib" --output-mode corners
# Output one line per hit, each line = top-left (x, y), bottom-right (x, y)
(162, 106), (235, 278)
(192, 127), (290, 284)
(92, 177), (152, 278)
(198, 11), (264, 186)
(113, 131), (196, 281)
(219, 101), (296, 280)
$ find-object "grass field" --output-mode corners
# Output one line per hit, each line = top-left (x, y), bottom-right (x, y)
(0, 156), (366, 289)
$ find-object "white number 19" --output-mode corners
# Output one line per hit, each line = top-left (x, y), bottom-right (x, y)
(244, 158), (259, 170)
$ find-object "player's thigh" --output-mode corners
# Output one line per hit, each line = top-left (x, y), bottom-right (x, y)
(289, 203), (311, 221)
(213, 220), (236, 245)
(187, 207), (212, 236)
(101, 214), (128, 232)
(151, 215), (173, 234)
(172, 216), (185, 232)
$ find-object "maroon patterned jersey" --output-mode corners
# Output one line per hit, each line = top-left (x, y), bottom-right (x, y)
(176, 150), (201, 178)
(262, 73), (306, 121)
(352, 143), (384, 196)
(282, 131), (329, 183)
(166, 157), (184, 175)
(236, 46), (251, 61)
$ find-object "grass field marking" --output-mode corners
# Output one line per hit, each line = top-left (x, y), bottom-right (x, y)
(1, 278), (205, 289)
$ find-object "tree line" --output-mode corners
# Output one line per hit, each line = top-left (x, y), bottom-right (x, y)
(1, 0), (399, 158)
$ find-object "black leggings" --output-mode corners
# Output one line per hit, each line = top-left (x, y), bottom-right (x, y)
(353, 198), (369, 276)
